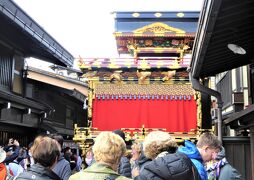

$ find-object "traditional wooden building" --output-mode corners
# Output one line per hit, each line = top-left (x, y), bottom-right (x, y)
(26, 66), (88, 137)
(189, 0), (254, 179)
(0, 0), (74, 145)
(77, 12), (208, 141)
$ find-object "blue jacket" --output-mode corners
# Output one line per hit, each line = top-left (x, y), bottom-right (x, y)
(178, 140), (208, 180)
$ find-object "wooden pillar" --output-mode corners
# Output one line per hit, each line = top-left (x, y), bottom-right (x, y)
(250, 126), (254, 180)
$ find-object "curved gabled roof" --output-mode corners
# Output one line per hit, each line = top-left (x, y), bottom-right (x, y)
(190, 0), (254, 78)
(0, 0), (73, 67)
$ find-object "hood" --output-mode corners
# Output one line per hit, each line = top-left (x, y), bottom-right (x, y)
(178, 140), (203, 162)
(216, 146), (226, 160)
(29, 163), (60, 180)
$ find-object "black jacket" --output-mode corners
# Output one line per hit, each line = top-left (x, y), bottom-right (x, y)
(135, 152), (200, 180)
(3, 145), (20, 165)
(16, 163), (60, 180)
(118, 156), (132, 178)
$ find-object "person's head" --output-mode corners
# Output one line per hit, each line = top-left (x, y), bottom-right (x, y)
(93, 132), (126, 171)
(131, 140), (142, 161)
(196, 132), (221, 162)
(30, 136), (60, 169)
(17, 147), (28, 163)
(112, 129), (125, 142)
(84, 146), (93, 166)
(50, 134), (64, 150)
(143, 131), (177, 159)
(63, 147), (72, 155)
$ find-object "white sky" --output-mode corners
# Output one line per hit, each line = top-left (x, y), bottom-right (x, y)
(14, 0), (203, 68)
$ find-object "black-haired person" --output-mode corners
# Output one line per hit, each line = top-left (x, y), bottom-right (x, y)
(8, 147), (26, 176)
(26, 141), (35, 169)
(113, 129), (132, 178)
(3, 138), (20, 165)
(16, 136), (61, 180)
(50, 134), (72, 180)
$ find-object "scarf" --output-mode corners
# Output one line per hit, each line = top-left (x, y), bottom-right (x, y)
(207, 158), (228, 180)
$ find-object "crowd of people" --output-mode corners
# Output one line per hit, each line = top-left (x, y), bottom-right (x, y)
(0, 130), (242, 180)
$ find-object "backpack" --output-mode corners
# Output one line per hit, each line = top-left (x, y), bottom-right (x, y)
(140, 152), (201, 180)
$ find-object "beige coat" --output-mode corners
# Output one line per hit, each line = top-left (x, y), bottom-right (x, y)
(69, 162), (132, 180)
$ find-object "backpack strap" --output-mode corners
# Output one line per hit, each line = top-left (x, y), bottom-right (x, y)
(190, 160), (201, 180)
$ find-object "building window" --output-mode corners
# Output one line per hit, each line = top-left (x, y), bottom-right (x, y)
(66, 106), (74, 128)
(216, 71), (232, 108)
(12, 56), (24, 94)
(0, 55), (13, 90)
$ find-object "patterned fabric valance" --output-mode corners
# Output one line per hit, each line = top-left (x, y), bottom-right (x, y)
(94, 84), (194, 96)
(95, 94), (193, 101)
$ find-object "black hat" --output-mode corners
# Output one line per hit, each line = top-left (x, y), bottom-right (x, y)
(112, 129), (125, 141)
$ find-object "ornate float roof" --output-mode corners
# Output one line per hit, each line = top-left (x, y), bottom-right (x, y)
(114, 12), (199, 56)
(113, 12), (199, 34)
(78, 12), (199, 82)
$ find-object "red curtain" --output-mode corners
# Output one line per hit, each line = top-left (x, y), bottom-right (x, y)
(92, 96), (197, 132)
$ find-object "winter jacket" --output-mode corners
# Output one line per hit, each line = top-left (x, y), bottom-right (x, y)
(219, 164), (242, 180)
(178, 140), (207, 180)
(52, 154), (71, 180)
(15, 163), (60, 180)
(136, 148), (152, 172)
(69, 162), (131, 180)
(3, 146), (20, 165)
(134, 151), (200, 180)
(118, 156), (132, 178)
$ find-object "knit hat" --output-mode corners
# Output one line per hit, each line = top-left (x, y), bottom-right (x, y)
(0, 148), (6, 163)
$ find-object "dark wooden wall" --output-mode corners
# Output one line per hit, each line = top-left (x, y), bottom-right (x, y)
(27, 80), (87, 130)
(223, 136), (251, 180)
